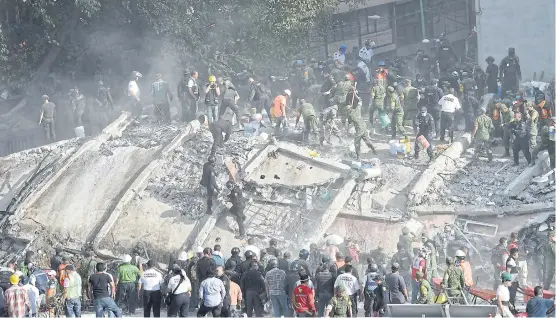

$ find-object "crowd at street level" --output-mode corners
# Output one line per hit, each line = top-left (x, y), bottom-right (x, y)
(0, 223), (553, 318)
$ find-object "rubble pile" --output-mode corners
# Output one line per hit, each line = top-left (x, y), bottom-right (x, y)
(108, 119), (180, 149)
(145, 130), (258, 220)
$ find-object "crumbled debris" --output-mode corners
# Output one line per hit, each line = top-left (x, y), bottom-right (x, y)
(111, 119), (180, 149)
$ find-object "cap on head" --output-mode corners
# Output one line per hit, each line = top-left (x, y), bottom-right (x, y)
(378, 61), (386, 67)
(9, 274), (19, 285)
(421, 106), (428, 113)
(98, 80), (104, 86)
(501, 272), (512, 282)
(486, 56), (495, 63)
(415, 271), (424, 279)
(452, 71), (459, 77)
(132, 71), (143, 78)
(391, 262), (400, 270)
(196, 246), (203, 254)
(479, 107), (486, 115)
(208, 156), (215, 163)
(284, 89), (291, 97)
(508, 47), (515, 55)
(387, 86), (395, 93)
(446, 256), (454, 265)
(226, 181), (234, 189)
(122, 254), (132, 263)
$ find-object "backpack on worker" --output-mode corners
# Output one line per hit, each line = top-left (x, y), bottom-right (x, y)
(364, 273), (378, 296)
(31, 269), (49, 295)
(504, 57), (519, 76)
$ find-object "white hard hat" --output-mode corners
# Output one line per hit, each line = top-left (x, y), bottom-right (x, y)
(178, 251), (188, 261)
(195, 246), (203, 254)
(284, 89), (291, 97)
(122, 254), (132, 263)
(455, 250), (466, 257)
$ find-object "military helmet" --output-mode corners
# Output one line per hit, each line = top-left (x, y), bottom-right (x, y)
(415, 271), (424, 279)
(445, 256), (454, 265)
(369, 263), (378, 272)
(290, 261), (300, 271)
(387, 86), (395, 93)
(226, 181), (235, 190)
(208, 156), (215, 163)
(508, 47), (515, 55)
(269, 238), (277, 246)
(321, 255), (331, 264)
(156, 73), (163, 80)
(268, 258), (279, 269)
(244, 250), (255, 259)
(486, 56), (495, 63)
(98, 80), (104, 86)
(378, 61), (386, 67)
(226, 260), (237, 270)
(299, 249), (310, 260)
(402, 227), (409, 235)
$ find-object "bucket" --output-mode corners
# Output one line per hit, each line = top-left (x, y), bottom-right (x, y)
(388, 140), (399, 155)
(417, 135), (430, 149)
(243, 123), (254, 137)
(379, 112), (391, 128)
(74, 126), (85, 138)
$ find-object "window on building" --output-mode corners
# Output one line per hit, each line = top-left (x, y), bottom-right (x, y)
(396, 0), (422, 46)
(360, 4), (391, 36)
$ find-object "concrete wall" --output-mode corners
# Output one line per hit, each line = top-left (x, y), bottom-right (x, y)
(475, 0), (555, 81)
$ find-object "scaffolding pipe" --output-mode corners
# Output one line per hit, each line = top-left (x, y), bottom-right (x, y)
(419, 0), (427, 40)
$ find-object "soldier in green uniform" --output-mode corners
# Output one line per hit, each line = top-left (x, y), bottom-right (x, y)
(296, 99), (318, 143)
(399, 227), (414, 257)
(346, 88), (377, 159)
(319, 105), (343, 145)
(526, 101), (539, 149)
(473, 107), (494, 161)
(326, 285), (352, 317)
(370, 78), (387, 129)
(401, 79), (420, 124)
(500, 104), (515, 157)
(415, 271), (434, 304)
(441, 257), (465, 303)
(531, 116), (555, 169)
(115, 254), (141, 314)
(389, 86), (406, 138)
(543, 231), (555, 289)
(331, 75), (353, 134)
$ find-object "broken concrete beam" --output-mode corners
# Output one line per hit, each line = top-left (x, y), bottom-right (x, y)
(275, 142), (351, 173)
(409, 201), (555, 216)
(92, 124), (198, 248)
(11, 113), (131, 227)
(307, 179), (357, 243)
(338, 210), (403, 222)
(243, 145), (278, 180)
(408, 133), (472, 206)
(503, 152), (550, 197)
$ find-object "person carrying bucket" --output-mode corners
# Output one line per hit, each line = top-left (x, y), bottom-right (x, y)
(413, 106), (436, 161)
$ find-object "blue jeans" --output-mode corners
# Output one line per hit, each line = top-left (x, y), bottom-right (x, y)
(411, 279), (419, 303)
(94, 297), (122, 318)
(270, 294), (288, 317)
(65, 298), (81, 317)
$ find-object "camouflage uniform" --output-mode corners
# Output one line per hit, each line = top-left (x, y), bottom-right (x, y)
(329, 294), (351, 317)
(370, 83), (387, 124)
(527, 107), (539, 148)
(501, 105), (515, 156)
(319, 105), (342, 145)
(442, 264), (465, 300)
(332, 79), (353, 129)
(347, 104), (377, 159)
(418, 279), (435, 304)
(474, 114), (494, 161)
(389, 90), (405, 138)
(297, 102), (318, 142)
(401, 83), (419, 123)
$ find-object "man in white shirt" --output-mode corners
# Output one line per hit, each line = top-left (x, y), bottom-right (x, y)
(140, 260), (164, 317)
(128, 71), (142, 118)
(438, 88), (461, 143)
(167, 266), (192, 317)
(23, 277), (40, 317)
(183, 71), (200, 122)
(359, 39), (375, 65)
(198, 270), (226, 317)
(244, 238), (260, 258)
(334, 264), (360, 315)
(333, 44), (347, 65)
(357, 60), (371, 83)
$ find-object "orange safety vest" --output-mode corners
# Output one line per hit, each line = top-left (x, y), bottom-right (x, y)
(538, 101), (552, 120)
(58, 263), (68, 285)
(272, 95), (287, 118)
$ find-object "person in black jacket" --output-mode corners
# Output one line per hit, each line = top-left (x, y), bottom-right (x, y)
(241, 262), (265, 317)
(200, 155), (220, 215)
(284, 262), (300, 317)
(216, 266), (232, 317)
(372, 275), (387, 316)
(226, 181), (246, 238)
(509, 113), (532, 166)
(314, 263), (335, 317)
(462, 91), (480, 132)
(413, 107), (436, 161)
(485, 56), (499, 94)
(226, 247), (242, 272)
(197, 248), (216, 283)
(199, 115), (233, 150)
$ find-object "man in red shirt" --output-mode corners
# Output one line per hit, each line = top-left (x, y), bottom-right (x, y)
(293, 274), (316, 317)
(411, 249), (426, 303)
(508, 232), (519, 251)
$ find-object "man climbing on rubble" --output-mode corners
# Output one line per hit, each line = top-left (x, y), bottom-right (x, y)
(205, 75), (220, 123)
(151, 73), (173, 122)
(473, 107), (494, 162)
(199, 115), (232, 151)
(369, 77), (386, 133)
(295, 99), (318, 143)
(226, 181), (247, 239)
(389, 86), (406, 139)
(39, 95), (56, 142)
(70, 87), (86, 130)
(319, 105), (343, 146)
(509, 112), (532, 166)
(247, 77), (272, 123)
(526, 102), (539, 150)
(401, 79), (420, 124)
(438, 88), (461, 143)
(200, 155), (220, 215)
(413, 106), (436, 162)
(220, 81), (242, 127)
(345, 85), (377, 159)
(128, 71), (142, 119)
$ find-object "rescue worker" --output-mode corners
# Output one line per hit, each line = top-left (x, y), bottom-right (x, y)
(325, 285), (352, 318)
(226, 181), (246, 239)
(536, 94), (553, 129)
(199, 115), (232, 150)
(543, 231), (555, 289)
(70, 87), (86, 128)
(474, 65), (487, 98)
(272, 90), (291, 136)
(187, 247), (202, 309)
(473, 107), (494, 162)
(385, 263), (409, 304)
(359, 39), (374, 66)
(441, 257), (465, 303)
(485, 56), (499, 94)
(319, 105), (342, 146)
(115, 254), (140, 315)
(369, 78), (387, 130)
(151, 73), (173, 122)
(331, 74), (354, 134)
(413, 107), (435, 161)
(200, 155), (220, 215)
(362, 263), (378, 317)
(247, 78), (272, 123)
(455, 250), (473, 293)
(509, 112), (532, 166)
(225, 247), (242, 272)
(532, 117), (555, 169)
(294, 249), (312, 280)
(438, 88), (461, 143)
(506, 248), (520, 308)
(241, 262), (265, 317)
(424, 81), (444, 136)
(295, 99), (318, 143)
(399, 227), (414, 257)
(345, 88), (377, 159)
(181, 71), (199, 122)
(415, 50), (433, 82)
(497, 272), (514, 318)
(320, 68), (337, 109)
(415, 271), (434, 304)
(526, 102), (539, 149)
(128, 71), (142, 119)
(314, 258), (334, 317)
(220, 82), (242, 127)
(414, 73), (427, 91)
(401, 79), (420, 124)
(389, 86), (405, 138)
(462, 91), (480, 132)
(461, 71), (477, 97)
(204, 75), (220, 123)
(391, 243), (412, 288)
(500, 104), (515, 157)
(436, 34), (457, 73)
(499, 48), (521, 97)
(95, 80), (114, 129)
(39, 95), (56, 142)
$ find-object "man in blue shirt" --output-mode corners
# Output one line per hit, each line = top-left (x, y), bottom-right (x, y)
(526, 286), (555, 317)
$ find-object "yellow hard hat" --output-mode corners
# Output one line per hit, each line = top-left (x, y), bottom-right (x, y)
(209, 75), (216, 82)
(9, 274), (19, 285)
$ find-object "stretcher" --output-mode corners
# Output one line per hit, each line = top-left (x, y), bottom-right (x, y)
(432, 277), (496, 304)
(519, 285), (556, 302)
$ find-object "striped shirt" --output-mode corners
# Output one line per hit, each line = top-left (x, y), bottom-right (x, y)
(5, 285), (29, 318)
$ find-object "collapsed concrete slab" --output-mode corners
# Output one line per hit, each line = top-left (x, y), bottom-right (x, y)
(503, 152), (550, 197)
(409, 201), (555, 216)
